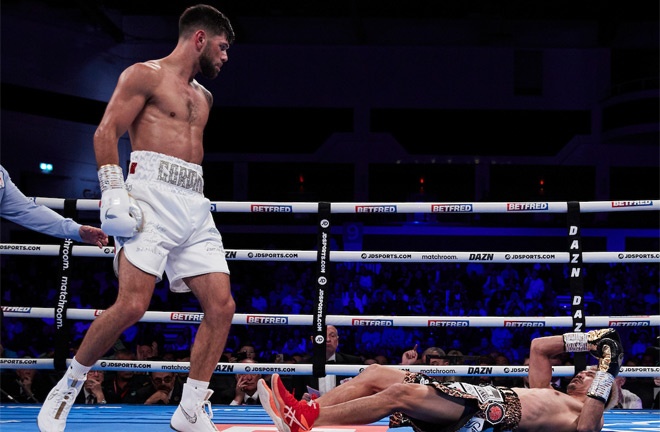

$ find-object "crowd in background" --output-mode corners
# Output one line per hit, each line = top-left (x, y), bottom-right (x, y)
(1, 254), (659, 407)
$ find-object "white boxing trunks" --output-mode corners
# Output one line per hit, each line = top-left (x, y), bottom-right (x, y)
(114, 150), (229, 292)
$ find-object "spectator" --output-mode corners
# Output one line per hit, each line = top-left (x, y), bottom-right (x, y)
(524, 268), (545, 302)
(124, 369), (183, 405)
(482, 266), (505, 298)
(492, 353), (516, 388)
(280, 330), (310, 357)
(372, 354), (389, 365)
(251, 288), (268, 313)
(0, 337), (18, 359)
(631, 331), (650, 358)
(358, 326), (382, 355)
(165, 333), (190, 354)
(136, 340), (159, 361)
(174, 351), (192, 388)
(259, 340), (280, 363)
(613, 376), (643, 409)
(0, 363), (52, 403)
(75, 370), (107, 405)
(209, 353), (238, 405)
(408, 288), (427, 314)
(357, 266), (375, 290)
(444, 349), (465, 382)
(341, 298), (362, 315)
(381, 325), (411, 355)
(102, 349), (144, 403)
(292, 325), (362, 397)
(280, 284), (305, 314)
(229, 359), (262, 405)
(474, 354), (495, 386)
(490, 326), (518, 362)
(400, 345), (448, 366)
(233, 344), (257, 362)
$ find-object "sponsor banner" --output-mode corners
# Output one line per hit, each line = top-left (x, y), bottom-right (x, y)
(611, 200), (653, 208)
(250, 205), (293, 212)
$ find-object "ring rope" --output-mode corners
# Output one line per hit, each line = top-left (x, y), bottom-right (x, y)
(1, 245), (659, 264)
(3, 307), (659, 328)
(33, 198), (660, 214)
(1, 358), (657, 378)
(3, 198), (657, 378)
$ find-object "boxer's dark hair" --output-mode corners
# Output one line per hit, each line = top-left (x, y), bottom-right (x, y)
(179, 4), (235, 44)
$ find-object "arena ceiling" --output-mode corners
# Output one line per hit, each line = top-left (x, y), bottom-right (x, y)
(61, 0), (658, 21)
(3, 1), (657, 47)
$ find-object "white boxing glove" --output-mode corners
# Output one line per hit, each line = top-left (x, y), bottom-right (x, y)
(98, 164), (143, 238)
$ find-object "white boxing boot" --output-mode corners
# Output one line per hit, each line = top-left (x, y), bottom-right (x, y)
(37, 374), (84, 432)
(170, 382), (217, 432)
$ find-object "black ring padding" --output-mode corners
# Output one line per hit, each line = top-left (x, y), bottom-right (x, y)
(567, 201), (586, 372)
(62, 198), (77, 218)
(313, 202), (332, 378)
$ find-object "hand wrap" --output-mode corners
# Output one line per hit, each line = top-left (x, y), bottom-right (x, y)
(98, 164), (143, 238)
(586, 337), (624, 404)
(587, 370), (615, 403)
(562, 328), (620, 356)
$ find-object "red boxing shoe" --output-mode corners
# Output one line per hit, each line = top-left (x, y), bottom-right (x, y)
(257, 378), (285, 432)
(272, 374), (319, 432)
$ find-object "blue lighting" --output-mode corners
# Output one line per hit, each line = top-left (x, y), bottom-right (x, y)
(39, 162), (53, 174)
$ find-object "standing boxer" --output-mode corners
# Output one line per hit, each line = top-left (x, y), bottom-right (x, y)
(38, 5), (236, 431)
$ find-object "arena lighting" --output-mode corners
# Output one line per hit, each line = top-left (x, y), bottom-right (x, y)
(39, 162), (53, 174)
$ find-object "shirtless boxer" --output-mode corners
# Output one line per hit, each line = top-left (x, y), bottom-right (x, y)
(38, 5), (236, 431)
(259, 328), (623, 432)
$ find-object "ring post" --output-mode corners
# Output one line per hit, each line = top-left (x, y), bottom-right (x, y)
(313, 202), (332, 378)
(53, 199), (77, 371)
(567, 201), (586, 373)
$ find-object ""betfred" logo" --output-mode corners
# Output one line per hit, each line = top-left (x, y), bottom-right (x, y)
(428, 320), (469, 327)
(170, 312), (204, 322)
(355, 205), (397, 213)
(247, 316), (288, 325)
(506, 202), (549, 211)
(608, 320), (650, 326)
(352, 319), (393, 326)
(251, 205), (293, 212)
(431, 204), (473, 213)
(611, 200), (653, 208)
(504, 320), (544, 327)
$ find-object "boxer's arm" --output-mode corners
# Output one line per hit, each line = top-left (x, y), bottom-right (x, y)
(576, 339), (623, 431)
(576, 397), (606, 432)
(94, 64), (154, 237)
(94, 63), (155, 166)
(528, 334), (563, 388)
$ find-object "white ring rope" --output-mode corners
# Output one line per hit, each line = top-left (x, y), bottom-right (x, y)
(0, 358), (657, 378)
(3, 307), (660, 328)
(33, 198), (660, 214)
(1, 245), (659, 264)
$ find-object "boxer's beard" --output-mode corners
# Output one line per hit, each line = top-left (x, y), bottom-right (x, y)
(566, 378), (578, 393)
(200, 47), (219, 79)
